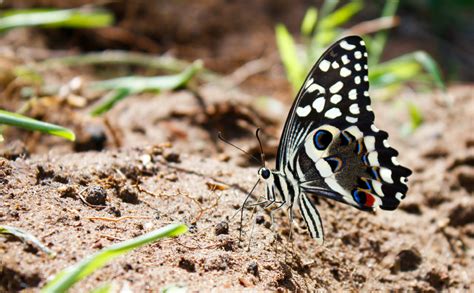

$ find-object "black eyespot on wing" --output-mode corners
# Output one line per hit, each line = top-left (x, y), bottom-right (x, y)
(314, 130), (333, 150)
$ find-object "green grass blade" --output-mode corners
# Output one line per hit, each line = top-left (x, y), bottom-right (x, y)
(0, 110), (75, 141)
(368, 0), (399, 66)
(90, 88), (131, 116)
(42, 223), (188, 293)
(0, 8), (113, 31)
(91, 60), (203, 93)
(319, 0), (362, 30)
(90, 61), (202, 116)
(0, 225), (55, 256)
(412, 51), (445, 90)
(301, 7), (318, 37)
(275, 24), (304, 93)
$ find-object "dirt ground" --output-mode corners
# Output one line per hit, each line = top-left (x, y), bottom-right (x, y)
(1, 1), (474, 292)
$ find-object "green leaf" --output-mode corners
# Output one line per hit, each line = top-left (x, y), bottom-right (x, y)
(42, 223), (188, 293)
(0, 8), (113, 31)
(319, 1), (362, 30)
(275, 24), (304, 93)
(0, 225), (55, 256)
(0, 110), (75, 141)
(301, 7), (318, 37)
(407, 101), (424, 133)
(369, 51), (444, 89)
(90, 61), (203, 116)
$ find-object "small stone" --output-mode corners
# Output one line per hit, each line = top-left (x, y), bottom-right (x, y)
(118, 184), (139, 204)
(164, 151), (180, 163)
(255, 215), (265, 224)
(247, 261), (259, 277)
(164, 173), (178, 182)
(178, 258), (196, 272)
(86, 186), (107, 206)
(215, 221), (229, 235)
(391, 248), (422, 273)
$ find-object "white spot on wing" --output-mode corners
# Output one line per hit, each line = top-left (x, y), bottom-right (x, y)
(372, 180), (383, 196)
(368, 152), (379, 166)
(330, 81), (343, 93)
(371, 124), (379, 132)
(341, 55), (350, 64)
(380, 168), (393, 184)
(364, 91), (369, 96)
(383, 139), (390, 148)
(395, 192), (404, 201)
(330, 94), (342, 104)
(355, 63), (361, 71)
(296, 105), (311, 117)
(360, 40), (365, 46)
(319, 60), (331, 72)
(401, 177), (408, 184)
(364, 52), (368, 57)
(355, 51), (362, 59)
(349, 104), (360, 114)
(364, 76), (369, 81)
(340, 67), (351, 77)
(364, 64), (368, 69)
(332, 61), (340, 69)
(355, 76), (361, 84)
(324, 108), (342, 119)
(340, 40), (356, 50)
(312, 97), (325, 113)
(305, 78), (314, 89)
(307, 83), (326, 94)
(364, 136), (376, 151)
(366, 105), (373, 111)
(392, 157), (400, 166)
(346, 116), (358, 123)
(348, 89), (357, 100)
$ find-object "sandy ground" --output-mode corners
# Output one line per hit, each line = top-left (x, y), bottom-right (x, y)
(1, 84), (473, 291)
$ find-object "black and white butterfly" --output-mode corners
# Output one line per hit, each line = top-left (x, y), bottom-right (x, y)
(256, 35), (412, 244)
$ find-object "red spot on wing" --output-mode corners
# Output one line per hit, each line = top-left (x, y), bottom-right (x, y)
(364, 193), (375, 207)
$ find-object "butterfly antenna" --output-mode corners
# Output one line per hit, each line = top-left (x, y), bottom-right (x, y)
(218, 132), (261, 164)
(255, 128), (266, 167)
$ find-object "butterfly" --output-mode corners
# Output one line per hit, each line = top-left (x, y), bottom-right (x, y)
(256, 35), (412, 244)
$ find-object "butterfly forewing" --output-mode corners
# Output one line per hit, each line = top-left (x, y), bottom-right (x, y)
(276, 36), (411, 230)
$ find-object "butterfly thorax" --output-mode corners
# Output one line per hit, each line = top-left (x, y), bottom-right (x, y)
(258, 167), (300, 207)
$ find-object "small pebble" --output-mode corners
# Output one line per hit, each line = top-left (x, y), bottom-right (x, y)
(178, 258), (196, 272)
(247, 261), (259, 277)
(164, 151), (180, 163)
(86, 186), (107, 206)
(255, 215), (265, 224)
(118, 184), (139, 204)
(215, 221), (229, 235)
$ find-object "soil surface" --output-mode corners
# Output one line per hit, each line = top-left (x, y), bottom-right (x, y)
(1, 1), (474, 292)
(1, 84), (473, 291)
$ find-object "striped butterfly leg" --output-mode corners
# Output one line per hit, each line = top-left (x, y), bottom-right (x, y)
(298, 192), (324, 245)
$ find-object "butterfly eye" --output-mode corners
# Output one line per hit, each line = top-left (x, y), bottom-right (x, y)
(259, 168), (271, 179)
(314, 130), (333, 150)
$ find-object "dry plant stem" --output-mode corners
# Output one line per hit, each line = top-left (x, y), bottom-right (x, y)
(86, 216), (151, 222)
(103, 116), (122, 148)
(345, 16), (399, 36)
